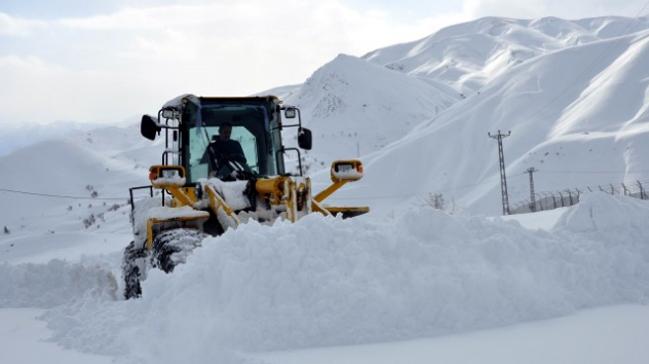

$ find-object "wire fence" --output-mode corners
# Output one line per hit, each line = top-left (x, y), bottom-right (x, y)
(510, 179), (649, 214)
(0, 187), (128, 201)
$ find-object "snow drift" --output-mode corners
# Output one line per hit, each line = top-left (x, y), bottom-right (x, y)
(0, 259), (117, 308)
(43, 193), (649, 363)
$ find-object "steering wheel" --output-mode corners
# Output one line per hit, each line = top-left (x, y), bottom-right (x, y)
(212, 154), (254, 181)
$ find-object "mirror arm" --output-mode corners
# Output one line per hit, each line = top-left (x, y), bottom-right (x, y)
(281, 107), (303, 129)
(278, 147), (303, 176)
(153, 110), (180, 129)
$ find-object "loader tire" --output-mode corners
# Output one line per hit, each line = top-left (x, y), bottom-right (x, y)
(122, 240), (148, 300)
(122, 229), (207, 300)
(151, 228), (208, 274)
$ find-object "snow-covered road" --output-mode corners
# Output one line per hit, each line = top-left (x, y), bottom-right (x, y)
(0, 309), (111, 364)
(3, 304), (648, 364)
(258, 305), (649, 364)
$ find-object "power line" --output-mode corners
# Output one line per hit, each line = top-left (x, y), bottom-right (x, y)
(0, 188), (127, 201)
(3, 169), (645, 205)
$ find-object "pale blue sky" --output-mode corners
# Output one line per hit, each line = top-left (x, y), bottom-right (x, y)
(0, 0), (194, 18)
(0, 0), (646, 125)
(1, 0), (462, 18)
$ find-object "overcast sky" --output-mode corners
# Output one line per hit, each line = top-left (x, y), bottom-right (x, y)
(1, 0), (647, 126)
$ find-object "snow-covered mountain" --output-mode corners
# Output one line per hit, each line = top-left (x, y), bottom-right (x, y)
(0, 121), (96, 156)
(363, 16), (649, 93)
(273, 54), (458, 171)
(0, 125), (159, 262)
(256, 16), (649, 215)
(316, 16), (649, 214)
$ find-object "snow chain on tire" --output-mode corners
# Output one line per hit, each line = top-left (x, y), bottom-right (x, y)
(122, 228), (208, 299)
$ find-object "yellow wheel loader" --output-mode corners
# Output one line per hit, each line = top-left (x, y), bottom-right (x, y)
(123, 95), (368, 299)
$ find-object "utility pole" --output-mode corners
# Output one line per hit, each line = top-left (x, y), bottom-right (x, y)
(488, 130), (511, 215)
(638, 180), (646, 200)
(526, 167), (538, 212)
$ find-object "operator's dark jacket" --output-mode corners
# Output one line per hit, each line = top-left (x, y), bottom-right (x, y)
(201, 138), (247, 167)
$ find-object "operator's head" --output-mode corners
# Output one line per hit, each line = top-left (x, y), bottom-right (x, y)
(218, 122), (233, 140)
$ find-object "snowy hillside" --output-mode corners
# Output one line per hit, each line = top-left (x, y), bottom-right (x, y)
(0, 122), (98, 157)
(279, 54), (458, 169)
(325, 19), (649, 214)
(363, 16), (649, 94)
(0, 125), (161, 263)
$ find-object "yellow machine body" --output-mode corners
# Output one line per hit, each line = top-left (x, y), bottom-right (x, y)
(123, 95), (369, 299)
(129, 95), (369, 251)
(141, 159), (368, 249)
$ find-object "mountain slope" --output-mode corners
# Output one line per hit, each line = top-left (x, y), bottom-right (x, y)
(363, 16), (649, 94)
(279, 54), (458, 170)
(332, 28), (649, 214)
(0, 125), (159, 241)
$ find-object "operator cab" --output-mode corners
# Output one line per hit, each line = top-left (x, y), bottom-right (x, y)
(140, 95), (312, 184)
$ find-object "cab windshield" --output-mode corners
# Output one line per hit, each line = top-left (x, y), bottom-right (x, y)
(189, 125), (258, 179)
(186, 103), (282, 182)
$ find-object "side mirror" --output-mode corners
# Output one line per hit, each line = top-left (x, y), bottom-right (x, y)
(298, 127), (312, 150)
(285, 107), (297, 119)
(141, 114), (161, 141)
(330, 160), (363, 182)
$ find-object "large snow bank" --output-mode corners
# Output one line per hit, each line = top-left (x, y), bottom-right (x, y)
(556, 192), (649, 234)
(0, 259), (117, 308)
(43, 193), (649, 363)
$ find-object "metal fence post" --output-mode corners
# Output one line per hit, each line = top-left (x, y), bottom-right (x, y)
(622, 183), (629, 196)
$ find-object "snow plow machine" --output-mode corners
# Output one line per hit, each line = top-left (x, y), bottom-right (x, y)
(123, 95), (368, 299)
